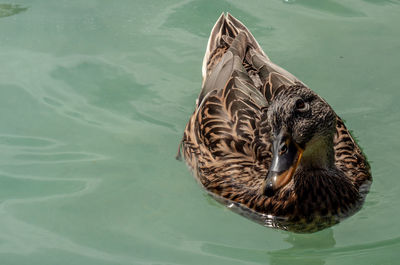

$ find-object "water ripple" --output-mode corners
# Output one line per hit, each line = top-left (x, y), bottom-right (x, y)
(0, 4), (28, 18)
(0, 135), (59, 149)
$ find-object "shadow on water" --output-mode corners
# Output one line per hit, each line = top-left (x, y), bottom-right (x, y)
(268, 229), (335, 265)
(198, 229), (335, 264)
(198, 225), (400, 264)
(0, 4), (28, 18)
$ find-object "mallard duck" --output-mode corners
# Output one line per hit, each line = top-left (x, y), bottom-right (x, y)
(178, 13), (372, 233)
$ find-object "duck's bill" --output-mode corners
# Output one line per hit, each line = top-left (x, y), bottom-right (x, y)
(263, 136), (303, 196)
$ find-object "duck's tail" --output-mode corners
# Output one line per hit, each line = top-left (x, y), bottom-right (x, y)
(201, 13), (269, 80)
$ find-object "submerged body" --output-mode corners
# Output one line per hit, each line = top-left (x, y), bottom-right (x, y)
(178, 13), (371, 233)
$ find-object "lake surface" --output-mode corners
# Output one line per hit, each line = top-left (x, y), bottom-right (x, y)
(0, 0), (399, 264)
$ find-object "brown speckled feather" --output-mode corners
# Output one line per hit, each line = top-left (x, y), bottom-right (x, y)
(179, 13), (371, 232)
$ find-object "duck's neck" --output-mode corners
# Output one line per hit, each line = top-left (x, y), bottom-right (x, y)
(299, 134), (335, 171)
(290, 134), (360, 216)
(291, 165), (358, 218)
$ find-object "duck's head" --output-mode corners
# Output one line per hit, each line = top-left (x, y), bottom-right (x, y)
(263, 84), (337, 197)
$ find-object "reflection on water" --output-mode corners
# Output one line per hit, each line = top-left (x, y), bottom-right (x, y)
(269, 229), (336, 265)
(196, 228), (335, 264)
(207, 189), (368, 233)
(0, 4), (27, 18)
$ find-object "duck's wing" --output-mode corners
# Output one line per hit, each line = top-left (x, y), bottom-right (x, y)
(185, 30), (267, 165)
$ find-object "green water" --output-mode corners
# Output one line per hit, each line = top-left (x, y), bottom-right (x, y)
(0, 0), (399, 264)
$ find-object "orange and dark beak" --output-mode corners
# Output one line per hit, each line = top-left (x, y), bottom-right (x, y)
(263, 133), (303, 197)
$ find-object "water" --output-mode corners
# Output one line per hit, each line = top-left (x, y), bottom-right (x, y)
(0, 0), (399, 264)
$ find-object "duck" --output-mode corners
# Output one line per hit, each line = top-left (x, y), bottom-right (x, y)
(177, 13), (372, 233)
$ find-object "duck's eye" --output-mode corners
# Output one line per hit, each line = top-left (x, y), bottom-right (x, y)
(295, 99), (307, 112)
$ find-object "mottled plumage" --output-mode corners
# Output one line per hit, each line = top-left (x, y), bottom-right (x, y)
(178, 13), (371, 233)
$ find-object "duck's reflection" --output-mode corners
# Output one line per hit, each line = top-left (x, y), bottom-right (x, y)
(268, 229), (336, 265)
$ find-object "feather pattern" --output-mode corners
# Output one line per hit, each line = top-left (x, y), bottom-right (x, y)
(179, 13), (371, 232)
